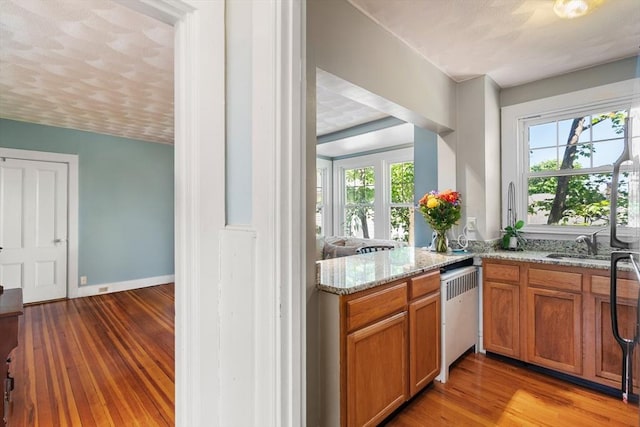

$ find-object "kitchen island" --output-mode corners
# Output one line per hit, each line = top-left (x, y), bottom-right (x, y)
(317, 247), (474, 427)
(316, 246), (640, 426)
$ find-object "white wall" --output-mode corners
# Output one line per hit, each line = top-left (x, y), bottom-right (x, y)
(308, 0), (456, 134)
(454, 76), (501, 241)
(484, 77), (502, 239)
(500, 57), (638, 107)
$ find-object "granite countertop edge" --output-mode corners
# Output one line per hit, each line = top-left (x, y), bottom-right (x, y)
(317, 248), (627, 296)
(317, 253), (475, 296)
(478, 251), (613, 270)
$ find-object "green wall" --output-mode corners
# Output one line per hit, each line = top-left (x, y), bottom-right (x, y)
(0, 119), (174, 286)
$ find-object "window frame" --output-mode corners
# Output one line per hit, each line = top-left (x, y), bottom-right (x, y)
(316, 158), (333, 236)
(388, 161), (415, 243)
(333, 148), (413, 240)
(501, 79), (638, 237)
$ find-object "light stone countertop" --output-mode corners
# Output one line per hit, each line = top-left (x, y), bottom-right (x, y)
(480, 250), (612, 270)
(316, 247), (474, 295)
(317, 247), (633, 296)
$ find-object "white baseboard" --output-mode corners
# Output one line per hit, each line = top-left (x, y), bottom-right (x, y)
(72, 274), (175, 298)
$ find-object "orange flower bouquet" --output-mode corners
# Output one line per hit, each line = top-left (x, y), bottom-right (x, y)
(418, 190), (462, 252)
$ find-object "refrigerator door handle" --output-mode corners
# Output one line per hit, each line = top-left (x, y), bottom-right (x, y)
(610, 251), (640, 403)
(610, 118), (632, 249)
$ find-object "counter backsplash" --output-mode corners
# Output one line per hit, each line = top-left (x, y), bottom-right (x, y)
(468, 237), (615, 257)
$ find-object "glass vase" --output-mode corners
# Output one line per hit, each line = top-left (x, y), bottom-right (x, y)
(434, 229), (449, 253)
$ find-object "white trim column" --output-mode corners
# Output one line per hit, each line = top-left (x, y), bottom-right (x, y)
(251, 0), (306, 425)
(137, 0), (305, 425)
(170, 1), (225, 426)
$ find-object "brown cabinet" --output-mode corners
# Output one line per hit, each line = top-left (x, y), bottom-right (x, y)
(483, 262), (520, 358)
(319, 270), (443, 427)
(1, 288), (23, 427)
(526, 287), (582, 374)
(526, 267), (583, 375)
(482, 259), (640, 392)
(484, 281), (520, 358)
(591, 274), (639, 391)
(409, 291), (440, 396)
(346, 312), (408, 427)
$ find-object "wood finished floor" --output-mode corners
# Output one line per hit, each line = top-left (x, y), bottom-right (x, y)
(385, 353), (639, 427)
(5, 284), (639, 426)
(7, 284), (174, 427)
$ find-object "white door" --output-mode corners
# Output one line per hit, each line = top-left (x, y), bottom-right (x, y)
(0, 157), (68, 303)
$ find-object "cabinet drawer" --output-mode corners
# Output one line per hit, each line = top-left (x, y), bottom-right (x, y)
(347, 283), (407, 332)
(409, 271), (440, 299)
(529, 268), (582, 292)
(485, 263), (519, 282)
(592, 275), (640, 300)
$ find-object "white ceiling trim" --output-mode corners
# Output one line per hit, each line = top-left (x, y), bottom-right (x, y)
(317, 122), (414, 158)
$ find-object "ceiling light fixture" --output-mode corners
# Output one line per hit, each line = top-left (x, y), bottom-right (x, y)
(553, 0), (603, 19)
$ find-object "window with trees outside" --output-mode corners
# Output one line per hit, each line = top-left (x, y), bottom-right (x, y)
(526, 109), (629, 227)
(343, 166), (376, 238)
(335, 148), (414, 243)
(389, 161), (414, 242)
(502, 81), (639, 237)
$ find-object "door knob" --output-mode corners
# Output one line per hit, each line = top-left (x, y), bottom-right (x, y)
(54, 238), (67, 244)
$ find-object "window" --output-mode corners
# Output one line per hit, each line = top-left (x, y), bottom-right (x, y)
(334, 148), (414, 241)
(343, 166), (376, 238)
(389, 161), (414, 242)
(316, 158), (332, 236)
(526, 109), (629, 226)
(501, 80), (638, 235)
(316, 168), (325, 234)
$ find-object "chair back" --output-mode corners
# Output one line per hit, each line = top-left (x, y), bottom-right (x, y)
(356, 245), (395, 254)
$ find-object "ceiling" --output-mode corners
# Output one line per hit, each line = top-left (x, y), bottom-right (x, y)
(316, 68), (390, 137)
(349, 0), (640, 88)
(0, 0), (174, 144)
(0, 0), (638, 146)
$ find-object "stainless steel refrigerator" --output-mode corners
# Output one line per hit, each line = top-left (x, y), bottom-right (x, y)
(609, 111), (640, 405)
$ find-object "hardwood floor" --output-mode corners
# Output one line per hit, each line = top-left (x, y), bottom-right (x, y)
(7, 284), (174, 427)
(6, 285), (638, 426)
(385, 353), (639, 427)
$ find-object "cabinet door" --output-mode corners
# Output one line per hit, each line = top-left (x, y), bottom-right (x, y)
(594, 296), (639, 391)
(409, 292), (440, 396)
(483, 281), (520, 358)
(527, 287), (582, 374)
(347, 311), (408, 427)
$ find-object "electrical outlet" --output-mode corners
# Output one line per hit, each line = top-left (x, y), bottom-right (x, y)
(80, 276), (87, 285)
(99, 286), (109, 293)
(467, 217), (477, 232)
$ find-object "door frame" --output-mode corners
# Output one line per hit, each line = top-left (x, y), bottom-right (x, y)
(122, 0), (306, 425)
(0, 147), (79, 299)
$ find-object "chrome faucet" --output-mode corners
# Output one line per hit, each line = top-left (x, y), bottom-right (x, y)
(575, 227), (607, 256)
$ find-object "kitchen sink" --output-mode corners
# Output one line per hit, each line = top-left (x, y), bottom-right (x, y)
(545, 253), (610, 261)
